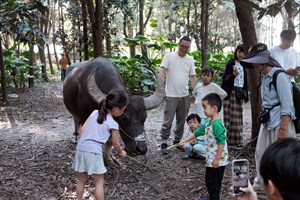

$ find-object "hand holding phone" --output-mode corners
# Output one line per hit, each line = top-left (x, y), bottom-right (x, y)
(232, 159), (249, 195)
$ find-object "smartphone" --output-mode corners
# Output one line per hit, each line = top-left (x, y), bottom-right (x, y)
(232, 159), (249, 195)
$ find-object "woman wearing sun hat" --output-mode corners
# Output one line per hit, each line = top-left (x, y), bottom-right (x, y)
(240, 43), (296, 192)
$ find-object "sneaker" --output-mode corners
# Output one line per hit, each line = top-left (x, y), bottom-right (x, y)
(173, 140), (185, 152)
(196, 155), (206, 160)
(252, 183), (264, 192)
(229, 144), (244, 150)
(160, 143), (170, 155)
(182, 154), (192, 160)
(199, 196), (209, 200)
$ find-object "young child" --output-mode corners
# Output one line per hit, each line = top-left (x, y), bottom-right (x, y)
(193, 67), (227, 125)
(72, 90), (127, 200)
(179, 93), (229, 200)
(182, 113), (206, 160)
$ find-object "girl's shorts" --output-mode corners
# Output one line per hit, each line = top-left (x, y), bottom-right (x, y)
(72, 150), (107, 175)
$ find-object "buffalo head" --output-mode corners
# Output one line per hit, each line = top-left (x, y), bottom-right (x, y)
(63, 57), (165, 156)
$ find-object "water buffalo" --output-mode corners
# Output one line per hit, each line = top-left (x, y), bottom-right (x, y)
(63, 57), (165, 157)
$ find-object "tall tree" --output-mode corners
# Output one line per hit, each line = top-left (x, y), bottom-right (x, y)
(36, 2), (50, 82)
(81, 0), (89, 60)
(200, 0), (209, 67)
(233, 0), (260, 145)
(0, 36), (5, 103)
(86, 0), (103, 57)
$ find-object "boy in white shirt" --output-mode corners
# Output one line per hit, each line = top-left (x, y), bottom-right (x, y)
(269, 29), (300, 81)
(193, 67), (227, 125)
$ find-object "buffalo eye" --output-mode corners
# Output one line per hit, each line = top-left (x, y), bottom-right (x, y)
(119, 114), (129, 124)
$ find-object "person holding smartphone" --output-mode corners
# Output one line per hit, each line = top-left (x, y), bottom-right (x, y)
(269, 29), (300, 82)
(232, 138), (300, 200)
(221, 44), (248, 149)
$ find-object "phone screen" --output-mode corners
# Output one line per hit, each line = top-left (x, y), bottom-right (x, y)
(232, 159), (249, 195)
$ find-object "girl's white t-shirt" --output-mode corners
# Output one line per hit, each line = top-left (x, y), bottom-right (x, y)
(76, 110), (119, 154)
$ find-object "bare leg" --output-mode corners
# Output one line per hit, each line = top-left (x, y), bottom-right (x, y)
(76, 172), (88, 200)
(93, 174), (104, 200)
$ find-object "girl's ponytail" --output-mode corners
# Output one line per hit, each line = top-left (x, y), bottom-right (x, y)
(97, 90), (128, 124)
(97, 99), (107, 124)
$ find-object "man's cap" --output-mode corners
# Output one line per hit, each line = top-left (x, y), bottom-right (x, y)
(240, 43), (281, 68)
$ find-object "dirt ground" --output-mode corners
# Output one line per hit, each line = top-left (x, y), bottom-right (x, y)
(0, 78), (269, 200)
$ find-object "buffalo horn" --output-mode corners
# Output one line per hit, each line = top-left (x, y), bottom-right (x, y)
(144, 74), (165, 110)
(87, 68), (107, 103)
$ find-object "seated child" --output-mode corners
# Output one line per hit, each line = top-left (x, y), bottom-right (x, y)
(182, 113), (206, 159)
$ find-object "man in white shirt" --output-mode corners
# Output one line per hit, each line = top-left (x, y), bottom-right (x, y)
(269, 29), (300, 81)
(159, 36), (197, 154)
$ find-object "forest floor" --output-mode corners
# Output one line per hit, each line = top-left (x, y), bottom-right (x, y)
(0, 77), (273, 200)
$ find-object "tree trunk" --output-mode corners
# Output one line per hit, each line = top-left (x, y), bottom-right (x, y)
(28, 44), (35, 88)
(38, 45), (48, 82)
(128, 22), (136, 58)
(53, 42), (59, 71)
(0, 36), (7, 103)
(193, 1), (201, 51)
(200, 0), (209, 67)
(47, 44), (54, 74)
(86, 0), (103, 57)
(82, 0), (89, 60)
(139, 0), (148, 59)
(234, 0), (260, 147)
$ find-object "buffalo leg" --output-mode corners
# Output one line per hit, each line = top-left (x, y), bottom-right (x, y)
(104, 137), (121, 166)
(73, 117), (80, 141)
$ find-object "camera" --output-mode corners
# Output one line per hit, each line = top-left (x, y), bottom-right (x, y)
(258, 109), (270, 123)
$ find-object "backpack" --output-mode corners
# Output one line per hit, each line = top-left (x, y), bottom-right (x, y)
(271, 69), (300, 133)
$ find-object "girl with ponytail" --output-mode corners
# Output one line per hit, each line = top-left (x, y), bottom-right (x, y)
(72, 90), (128, 200)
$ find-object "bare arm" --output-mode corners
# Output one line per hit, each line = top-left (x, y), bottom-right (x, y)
(286, 68), (299, 76)
(190, 75), (197, 89)
(212, 144), (224, 168)
(159, 67), (167, 83)
(278, 115), (291, 139)
(111, 129), (126, 157)
(179, 134), (195, 146)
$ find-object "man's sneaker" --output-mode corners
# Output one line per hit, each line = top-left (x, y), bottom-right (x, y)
(173, 140), (185, 152)
(160, 143), (170, 155)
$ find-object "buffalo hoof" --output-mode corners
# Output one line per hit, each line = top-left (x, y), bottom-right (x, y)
(105, 156), (121, 167)
(72, 132), (79, 144)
